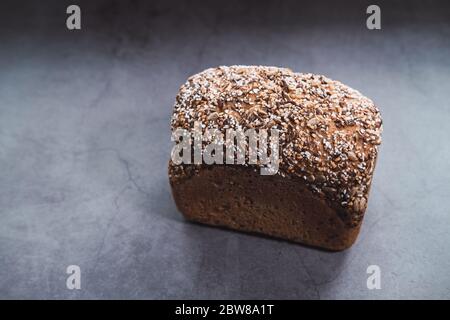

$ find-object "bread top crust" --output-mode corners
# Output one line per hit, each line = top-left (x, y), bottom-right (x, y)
(170, 66), (382, 224)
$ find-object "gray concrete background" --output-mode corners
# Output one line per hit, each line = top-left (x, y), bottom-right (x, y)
(0, 0), (449, 299)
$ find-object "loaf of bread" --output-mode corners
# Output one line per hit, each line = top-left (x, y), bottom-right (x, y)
(169, 66), (382, 250)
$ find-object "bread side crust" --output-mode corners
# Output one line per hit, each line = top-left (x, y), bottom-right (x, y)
(170, 164), (361, 251)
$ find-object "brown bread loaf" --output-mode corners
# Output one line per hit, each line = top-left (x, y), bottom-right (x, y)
(169, 66), (382, 250)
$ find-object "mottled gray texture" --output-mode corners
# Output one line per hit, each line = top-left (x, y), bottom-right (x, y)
(0, 0), (449, 299)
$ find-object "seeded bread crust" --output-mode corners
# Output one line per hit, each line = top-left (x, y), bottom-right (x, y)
(170, 66), (382, 229)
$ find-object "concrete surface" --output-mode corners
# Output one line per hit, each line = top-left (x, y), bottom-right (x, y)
(0, 0), (449, 299)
